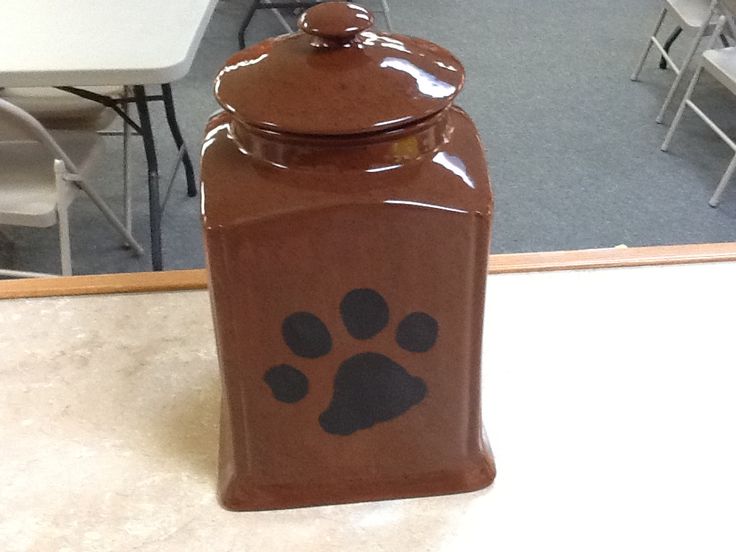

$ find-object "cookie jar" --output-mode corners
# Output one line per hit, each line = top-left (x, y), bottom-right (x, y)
(201, 2), (495, 510)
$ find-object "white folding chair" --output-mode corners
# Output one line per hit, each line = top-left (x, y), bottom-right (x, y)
(0, 98), (143, 278)
(0, 86), (134, 236)
(661, 2), (736, 207)
(631, 0), (725, 123)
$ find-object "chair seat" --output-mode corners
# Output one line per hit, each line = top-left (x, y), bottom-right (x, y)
(0, 86), (123, 130)
(669, 0), (713, 28)
(703, 46), (736, 96)
(0, 133), (102, 228)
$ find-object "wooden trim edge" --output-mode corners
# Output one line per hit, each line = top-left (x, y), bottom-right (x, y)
(487, 242), (736, 274)
(2, 242), (736, 300)
(0, 269), (207, 300)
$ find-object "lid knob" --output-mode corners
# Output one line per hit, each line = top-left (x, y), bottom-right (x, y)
(299, 2), (374, 44)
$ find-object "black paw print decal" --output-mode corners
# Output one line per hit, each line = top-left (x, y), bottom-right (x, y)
(263, 289), (439, 436)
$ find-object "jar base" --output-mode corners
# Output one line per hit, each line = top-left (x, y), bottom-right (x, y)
(218, 450), (496, 512)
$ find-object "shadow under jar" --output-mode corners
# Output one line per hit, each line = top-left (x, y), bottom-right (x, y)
(201, 1), (495, 511)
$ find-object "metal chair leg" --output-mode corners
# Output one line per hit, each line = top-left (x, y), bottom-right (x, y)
(55, 160), (144, 259)
(631, 6), (668, 81)
(661, 65), (704, 152)
(379, 0), (393, 31)
(57, 203), (72, 276)
(0, 268), (59, 279)
(709, 153), (736, 207)
(53, 160), (73, 276)
(656, 15), (712, 124)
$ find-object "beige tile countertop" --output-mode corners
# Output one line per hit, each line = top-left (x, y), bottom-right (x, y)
(2, 262), (736, 551)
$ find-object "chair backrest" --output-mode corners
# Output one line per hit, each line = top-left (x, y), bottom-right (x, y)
(0, 98), (78, 173)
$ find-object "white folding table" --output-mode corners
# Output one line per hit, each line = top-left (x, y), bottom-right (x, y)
(0, 0), (219, 271)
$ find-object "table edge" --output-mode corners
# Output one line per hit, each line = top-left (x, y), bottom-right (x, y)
(2, 242), (735, 300)
(0, 0), (220, 88)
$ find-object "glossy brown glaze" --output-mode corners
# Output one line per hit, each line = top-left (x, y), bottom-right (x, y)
(202, 2), (494, 511)
(214, 4), (464, 135)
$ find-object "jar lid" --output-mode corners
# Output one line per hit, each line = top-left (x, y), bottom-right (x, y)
(214, 2), (465, 136)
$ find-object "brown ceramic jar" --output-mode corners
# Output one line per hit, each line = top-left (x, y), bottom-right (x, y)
(201, 2), (495, 511)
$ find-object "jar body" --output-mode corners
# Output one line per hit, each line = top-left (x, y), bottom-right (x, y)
(201, 107), (495, 511)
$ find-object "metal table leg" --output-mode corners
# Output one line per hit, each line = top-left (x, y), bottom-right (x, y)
(161, 83), (197, 197)
(57, 84), (195, 272)
(660, 27), (682, 70)
(133, 85), (163, 272)
(238, 0), (261, 49)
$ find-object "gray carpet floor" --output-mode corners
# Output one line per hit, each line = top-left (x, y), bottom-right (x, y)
(2, 0), (736, 275)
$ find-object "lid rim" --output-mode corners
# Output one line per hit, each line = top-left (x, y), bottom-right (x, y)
(229, 106), (454, 141)
(222, 95), (462, 137)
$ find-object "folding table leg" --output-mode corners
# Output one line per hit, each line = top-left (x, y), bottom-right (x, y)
(660, 27), (682, 70)
(161, 83), (197, 198)
(263, 0), (294, 33)
(133, 85), (164, 272)
(239, 0), (261, 49)
(122, 88), (132, 236)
